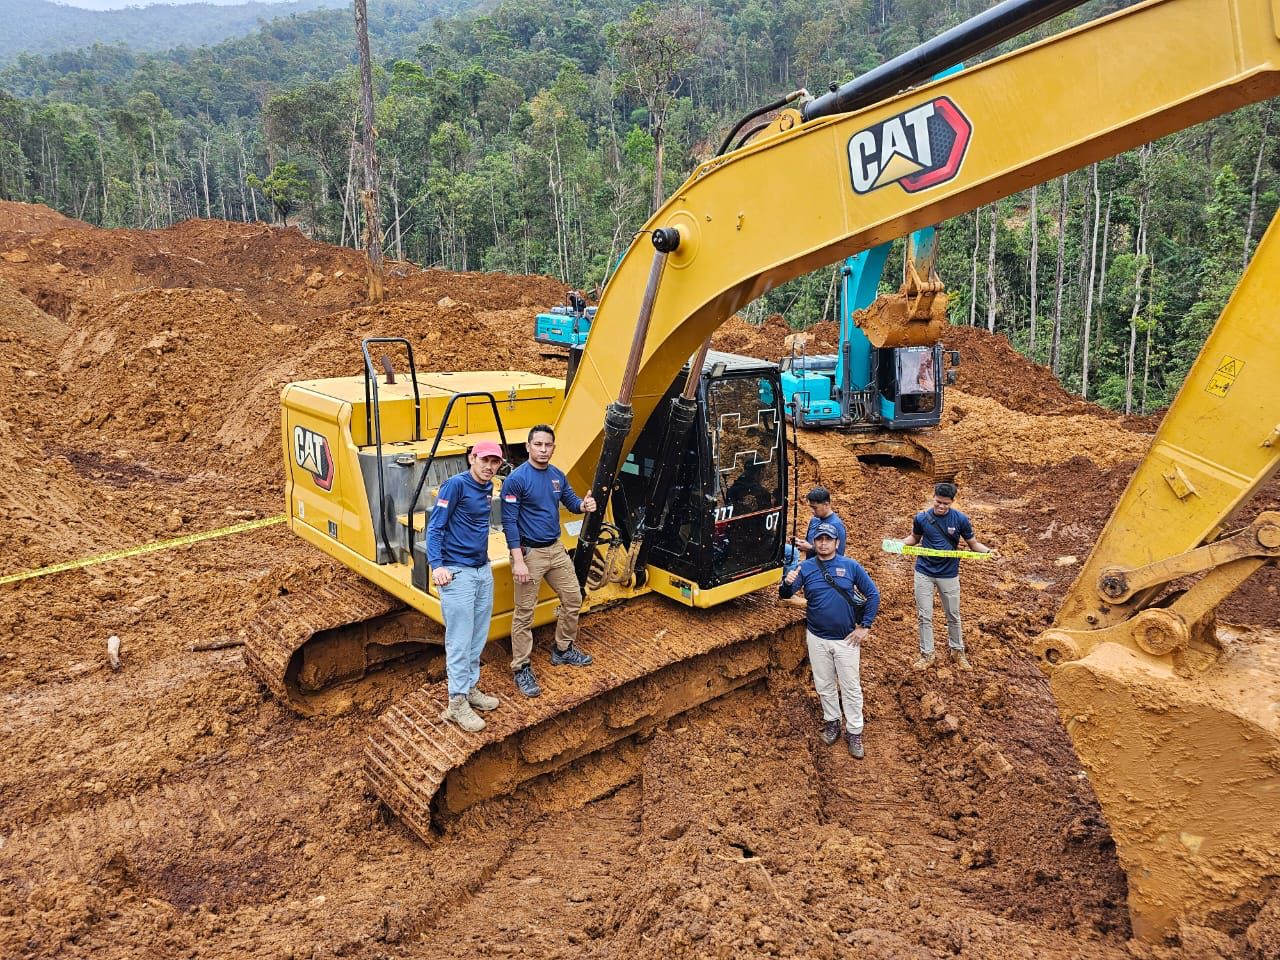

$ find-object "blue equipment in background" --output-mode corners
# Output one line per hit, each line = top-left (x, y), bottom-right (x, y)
(779, 227), (957, 434)
(535, 290), (595, 348)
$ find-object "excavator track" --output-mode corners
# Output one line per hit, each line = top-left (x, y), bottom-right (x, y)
(244, 572), (444, 715)
(365, 593), (806, 840)
(790, 428), (964, 480)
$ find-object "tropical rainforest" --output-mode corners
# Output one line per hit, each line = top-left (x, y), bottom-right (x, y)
(1, 0), (1274, 411)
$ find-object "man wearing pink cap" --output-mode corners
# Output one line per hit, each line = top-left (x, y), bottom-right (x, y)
(426, 439), (506, 732)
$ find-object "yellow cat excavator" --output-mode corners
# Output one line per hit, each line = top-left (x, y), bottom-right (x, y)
(248, 0), (1280, 939)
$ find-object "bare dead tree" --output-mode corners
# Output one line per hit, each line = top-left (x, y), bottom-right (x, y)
(355, 0), (385, 303)
(1029, 183), (1039, 357)
(1051, 174), (1068, 376)
(1243, 100), (1274, 269)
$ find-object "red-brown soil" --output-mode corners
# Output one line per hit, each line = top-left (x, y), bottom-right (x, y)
(0, 208), (1275, 959)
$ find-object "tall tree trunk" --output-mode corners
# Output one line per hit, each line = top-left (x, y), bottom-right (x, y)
(969, 208), (981, 327)
(1081, 163), (1101, 399)
(1243, 100), (1274, 268)
(1125, 145), (1152, 413)
(1094, 190), (1112, 351)
(985, 202), (998, 332)
(355, 0), (385, 302)
(1028, 183), (1039, 357)
(1141, 273), (1154, 415)
(1051, 175), (1068, 375)
(652, 123), (666, 214)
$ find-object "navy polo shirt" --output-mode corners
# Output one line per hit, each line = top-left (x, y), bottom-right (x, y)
(912, 507), (974, 578)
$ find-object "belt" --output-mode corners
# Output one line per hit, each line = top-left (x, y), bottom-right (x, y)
(523, 538), (561, 549)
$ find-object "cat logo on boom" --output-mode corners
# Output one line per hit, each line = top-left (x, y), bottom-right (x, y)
(293, 425), (334, 491)
(847, 96), (972, 196)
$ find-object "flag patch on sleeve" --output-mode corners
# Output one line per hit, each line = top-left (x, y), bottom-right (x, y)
(504, 494), (518, 502)
(436, 498), (449, 508)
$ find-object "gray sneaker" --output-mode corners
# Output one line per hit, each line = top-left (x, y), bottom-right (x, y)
(441, 694), (485, 732)
(551, 644), (593, 667)
(950, 650), (973, 672)
(846, 732), (865, 760)
(912, 652), (935, 671)
(467, 687), (499, 711)
(819, 719), (841, 746)
(513, 665), (542, 698)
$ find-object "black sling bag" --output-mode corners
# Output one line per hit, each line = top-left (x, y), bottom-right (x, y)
(814, 556), (867, 626)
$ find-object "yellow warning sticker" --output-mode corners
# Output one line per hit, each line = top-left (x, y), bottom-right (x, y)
(0, 515), (287, 587)
(1205, 354), (1244, 398)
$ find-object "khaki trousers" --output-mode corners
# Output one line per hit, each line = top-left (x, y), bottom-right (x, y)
(510, 544), (582, 669)
(806, 629), (864, 733)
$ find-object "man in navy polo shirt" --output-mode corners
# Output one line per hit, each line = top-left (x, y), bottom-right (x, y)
(779, 523), (880, 759)
(501, 424), (597, 698)
(427, 440), (505, 732)
(784, 486), (848, 575)
(902, 481), (994, 672)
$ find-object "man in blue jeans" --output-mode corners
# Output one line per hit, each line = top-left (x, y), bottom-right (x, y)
(779, 523), (880, 759)
(427, 440), (505, 732)
(902, 481), (994, 672)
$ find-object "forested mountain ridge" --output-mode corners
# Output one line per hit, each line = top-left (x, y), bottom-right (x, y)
(0, 0), (1276, 413)
(0, 0), (351, 63)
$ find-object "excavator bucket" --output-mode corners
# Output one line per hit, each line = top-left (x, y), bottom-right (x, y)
(1049, 630), (1280, 939)
(854, 231), (949, 348)
(853, 281), (949, 348)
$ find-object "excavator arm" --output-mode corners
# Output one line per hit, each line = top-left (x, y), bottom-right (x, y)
(551, 0), (1280, 939)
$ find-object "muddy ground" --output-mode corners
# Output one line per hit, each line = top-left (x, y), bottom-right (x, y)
(0, 200), (1276, 959)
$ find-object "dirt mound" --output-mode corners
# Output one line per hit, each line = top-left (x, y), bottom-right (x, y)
(0, 200), (88, 235)
(0, 278), (66, 341)
(944, 390), (1145, 468)
(943, 325), (1100, 416)
(0, 209), (1272, 959)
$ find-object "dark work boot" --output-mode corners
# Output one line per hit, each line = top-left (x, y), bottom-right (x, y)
(513, 664), (542, 698)
(819, 719), (840, 746)
(846, 731), (865, 760)
(551, 644), (593, 667)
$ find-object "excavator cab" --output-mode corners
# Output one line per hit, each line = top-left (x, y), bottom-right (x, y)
(617, 351), (787, 592)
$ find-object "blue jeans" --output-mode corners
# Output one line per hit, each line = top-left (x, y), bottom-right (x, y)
(783, 543), (801, 576)
(439, 564), (494, 697)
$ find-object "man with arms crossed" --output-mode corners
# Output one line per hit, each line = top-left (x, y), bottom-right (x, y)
(427, 440), (506, 732)
(779, 523), (880, 759)
(903, 481), (994, 672)
(501, 424), (597, 698)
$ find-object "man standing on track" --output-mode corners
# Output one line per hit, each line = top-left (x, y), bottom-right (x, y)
(785, 486), (848, 574)
(501, 424), (597, 698)
(427, 440), (505, 732)
(779, 523), (880, 759)
(903, 481), (994, 672)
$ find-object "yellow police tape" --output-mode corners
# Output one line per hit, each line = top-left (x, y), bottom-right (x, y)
(0, 515), (287, 586)
(881, 538), (992, 560)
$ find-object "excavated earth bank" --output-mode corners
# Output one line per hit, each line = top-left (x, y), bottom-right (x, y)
(0, 201), (1276, 959)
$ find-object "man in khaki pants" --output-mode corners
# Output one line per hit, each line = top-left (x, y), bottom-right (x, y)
(500, 424), (597, 697)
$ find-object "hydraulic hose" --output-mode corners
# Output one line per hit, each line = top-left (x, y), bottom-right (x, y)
(802, 0), (1089, 122)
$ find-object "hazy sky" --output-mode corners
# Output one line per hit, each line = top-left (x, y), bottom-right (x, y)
(53, 0), (306, 9)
